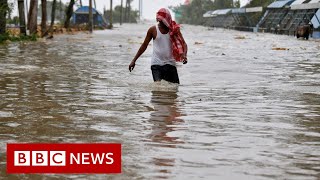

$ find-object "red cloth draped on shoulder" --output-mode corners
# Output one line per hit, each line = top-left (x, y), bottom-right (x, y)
(156, 8), (187, 62)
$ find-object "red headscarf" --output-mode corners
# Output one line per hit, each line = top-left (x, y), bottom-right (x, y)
(156, 8), (187, 62)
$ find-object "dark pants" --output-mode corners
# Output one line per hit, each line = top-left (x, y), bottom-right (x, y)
(151, 64), (180, 84)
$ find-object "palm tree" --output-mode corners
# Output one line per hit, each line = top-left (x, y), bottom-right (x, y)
(28, 0), (38, 34)
(41, 0), (47, 37)
(17, 0), (26, 35)
(64, 0), (75, 28)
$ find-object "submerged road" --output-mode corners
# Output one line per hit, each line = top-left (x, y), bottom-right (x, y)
(0, 23), (320, 179)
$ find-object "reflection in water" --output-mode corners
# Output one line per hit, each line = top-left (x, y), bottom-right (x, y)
(148, 90), (182, 146)
(147, 90), (184, 178)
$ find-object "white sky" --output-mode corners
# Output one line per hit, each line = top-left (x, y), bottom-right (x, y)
(11, 0), (250, 20)
(89, 0), (250, 20)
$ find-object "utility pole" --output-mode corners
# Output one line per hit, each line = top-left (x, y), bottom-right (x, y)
(59, 0), (62, 22)
(109, 0), (113, 28)
(124, 0), (128, 23)
(89, 0), (93, 32)
(128, 0), (131, 23)
(18, 0), (26, 35)
(120, 0), (123, 25)
(25, 0), (29, 26)
(139, 0), (141, 20)
(79, 0), (82, 7)
(94, 0), (96, 9)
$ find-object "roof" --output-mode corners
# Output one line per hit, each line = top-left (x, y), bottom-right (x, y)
(291, 0), (308, 5)
(203, 9), (232, 17)
(213, 9), (232, 15)
(74, 6), (100, 15)
(291, 0), (320, 9)
(267, 0), (295, 8)
(246, 7), (263, 13)
(232, 8), (246, 13)
(203, 11), (214, 17)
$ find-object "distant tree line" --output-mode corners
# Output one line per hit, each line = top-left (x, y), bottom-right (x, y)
(171, 0), (241, 25)
(245, 0), (274, 8)
(171, 0), (282, 25)
(105, 5), (139, 24)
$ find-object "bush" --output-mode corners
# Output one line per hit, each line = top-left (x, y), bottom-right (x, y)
(0, 32), (37, 44)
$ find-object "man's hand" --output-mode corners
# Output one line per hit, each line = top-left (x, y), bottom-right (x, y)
(129, 61), (135, 72)
(182, 55), (188, 64)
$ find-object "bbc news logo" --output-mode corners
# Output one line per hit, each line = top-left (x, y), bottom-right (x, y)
(7, 143), (121, 173)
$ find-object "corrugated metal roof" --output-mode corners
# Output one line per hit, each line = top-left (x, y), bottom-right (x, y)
(212, 9), (232, 15)
(74, 6), (100, 14)
(203, 11), (214, 18)
(246, 7), (263, 13)
(232, 8), (246, 13)
(291, 0), (307, 5)
(267, 0), (294, 8)
(291, 2), (320, 9)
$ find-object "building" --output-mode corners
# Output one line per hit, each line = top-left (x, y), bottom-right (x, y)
(258, 0), (320, 35)
(203, 0), (320, 37)
(72, 6), (108, 27)
(203, 7), (263, 31)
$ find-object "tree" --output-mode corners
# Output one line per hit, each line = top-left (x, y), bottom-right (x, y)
(64, 0), (75, 28)
(109, 0), (113, 28)
(89, 0), (93, 32)
(105, 5), (138, 24)
(17, 0), (26, 35)
(175, 0), (214, 25)
(49, 0), (56, 35)
(213, 0), (233, 9)
(41, 0), (47, 37)
(28, 0), (38, 34)
(0, 0), (8, 35)
(245, 0), (274, 8)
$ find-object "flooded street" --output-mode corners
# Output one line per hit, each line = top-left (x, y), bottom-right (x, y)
(0, 23), (320, 179)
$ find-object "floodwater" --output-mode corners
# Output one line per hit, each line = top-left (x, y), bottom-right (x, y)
(0, 23), (320, 179)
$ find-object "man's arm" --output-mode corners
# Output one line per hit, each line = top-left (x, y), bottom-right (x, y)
(129, 27), (154, 72)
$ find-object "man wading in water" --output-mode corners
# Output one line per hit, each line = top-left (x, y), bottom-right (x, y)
(128, 8), (188, 84)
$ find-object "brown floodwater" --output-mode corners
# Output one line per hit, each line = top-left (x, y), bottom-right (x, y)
(0, 23), (320, 179)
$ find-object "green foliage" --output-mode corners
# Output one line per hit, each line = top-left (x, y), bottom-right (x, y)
(38, 0), (67, 21)
(172, 0), (274, 25)
(0, 32), (37, 44)
(213, 0), (234, 9)
(6, 16), (19, 25)
(245, 0), (274, 8)
(172, 0), (233, 25)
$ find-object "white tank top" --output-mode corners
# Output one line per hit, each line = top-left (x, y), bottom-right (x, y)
(151, 25), (176, 66)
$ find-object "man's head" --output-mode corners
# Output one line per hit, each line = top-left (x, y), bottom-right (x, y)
(156, 8), (172, 29)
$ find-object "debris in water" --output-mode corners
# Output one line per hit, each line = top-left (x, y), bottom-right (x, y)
(272, 47), (289, 51)
(234, 35), (246, 39)
(222, 53), (226, 55)
(194, 42), (203, 45)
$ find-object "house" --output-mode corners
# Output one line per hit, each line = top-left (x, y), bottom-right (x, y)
(72, 6), (108, 27)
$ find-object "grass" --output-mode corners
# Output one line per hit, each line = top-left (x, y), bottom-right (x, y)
(0, 32), (37, 44)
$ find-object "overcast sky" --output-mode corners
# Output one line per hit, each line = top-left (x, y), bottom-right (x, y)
(85, 0), (250, 20)
(11, 0), (250, 20)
